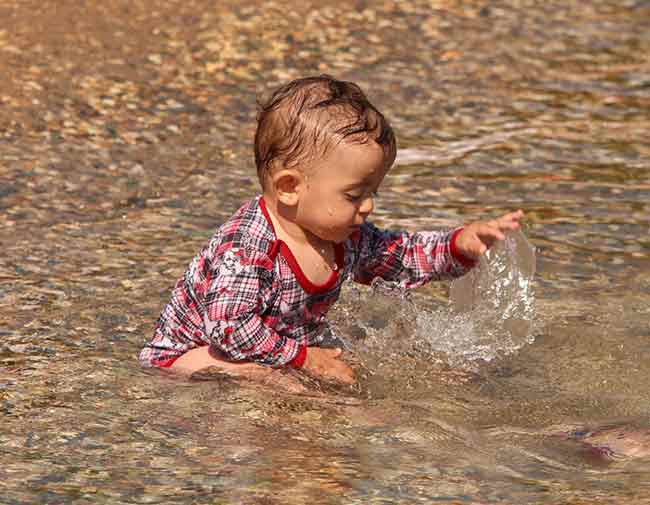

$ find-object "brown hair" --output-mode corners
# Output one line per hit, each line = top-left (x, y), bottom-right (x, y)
(254, 75), (396, 187)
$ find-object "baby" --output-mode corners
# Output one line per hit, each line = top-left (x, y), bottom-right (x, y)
(139, 75), (523, 384)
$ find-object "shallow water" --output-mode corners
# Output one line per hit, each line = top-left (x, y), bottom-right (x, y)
(1, 0), (650, 503)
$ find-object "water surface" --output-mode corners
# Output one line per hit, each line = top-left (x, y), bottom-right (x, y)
(1, 0), (649, 503)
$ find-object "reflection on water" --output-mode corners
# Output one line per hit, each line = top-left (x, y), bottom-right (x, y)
(2, 0), (650, 503)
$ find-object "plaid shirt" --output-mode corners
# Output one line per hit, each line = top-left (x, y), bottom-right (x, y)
(139, 196), (474, 368)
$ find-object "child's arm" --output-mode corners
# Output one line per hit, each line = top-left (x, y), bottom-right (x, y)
(353, 210), (523, 288)
(205, 256), (354, 381)
(200, 247), (354, 382)
(352, 223), (473, 289)
(202, 247), (303, 368)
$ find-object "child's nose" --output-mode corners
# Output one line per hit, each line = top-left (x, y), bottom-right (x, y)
(359, 194), (374, 215)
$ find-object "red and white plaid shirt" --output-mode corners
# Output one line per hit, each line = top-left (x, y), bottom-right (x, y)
(139, 196), (474, 368)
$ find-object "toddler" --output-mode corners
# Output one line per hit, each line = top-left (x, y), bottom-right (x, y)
(139, 75), (523, 384)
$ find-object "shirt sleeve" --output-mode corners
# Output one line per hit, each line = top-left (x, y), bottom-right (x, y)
(203, 246), (302, 367)
(352, 221), (475, 289)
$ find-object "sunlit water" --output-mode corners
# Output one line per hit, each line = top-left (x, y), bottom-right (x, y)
(2, 0), (650, 503)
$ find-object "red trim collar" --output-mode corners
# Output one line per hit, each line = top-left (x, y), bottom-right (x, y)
(259, 196), (344, 295)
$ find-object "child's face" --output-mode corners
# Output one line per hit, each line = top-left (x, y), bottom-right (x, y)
(296, 141), (389, 243)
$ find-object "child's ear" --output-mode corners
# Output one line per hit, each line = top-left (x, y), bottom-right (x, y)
(271, 168), (302, 206)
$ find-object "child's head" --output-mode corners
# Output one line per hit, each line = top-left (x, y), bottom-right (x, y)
(255, 75), (396, 243)
(255, 75), (396, 188)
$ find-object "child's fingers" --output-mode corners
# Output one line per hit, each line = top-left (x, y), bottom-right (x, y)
(485, 210), (523, 237)
(328, 348), (342, 358)
(338, 369), (355, 384)
(311, 349), (354, 384)
(497, 221), (520, 232)
(459, 211), (524, 260)
(495, 210), (524, 229)
(476, 223), (506, 242)
(327, 349), (354, 383)
(332, 360), (355, 384)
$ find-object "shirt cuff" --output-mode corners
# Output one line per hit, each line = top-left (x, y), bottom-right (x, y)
(288, 345), (307, 368)
(450, 228), (477, 268)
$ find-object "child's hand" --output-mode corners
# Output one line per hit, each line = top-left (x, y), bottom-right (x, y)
(302, 347), (355, 384)
(455, 210), (524, 261)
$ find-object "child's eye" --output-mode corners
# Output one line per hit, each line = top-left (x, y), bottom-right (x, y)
(344, 193), (363, 202)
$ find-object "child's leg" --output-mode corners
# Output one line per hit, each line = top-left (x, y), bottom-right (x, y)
(169, 346), (308, 393)
(168, 345), (307, 393)
(170, 346), (270, 377)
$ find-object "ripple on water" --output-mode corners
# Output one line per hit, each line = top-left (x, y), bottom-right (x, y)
(1, 0), (650, 502)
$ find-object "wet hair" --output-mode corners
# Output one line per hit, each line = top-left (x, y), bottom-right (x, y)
(254, 75), (396, 187)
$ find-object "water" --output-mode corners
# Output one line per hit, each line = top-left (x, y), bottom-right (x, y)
(2, 0), (650, 503)
(330, 229), (536, 370)
(445, 229), (536, 363)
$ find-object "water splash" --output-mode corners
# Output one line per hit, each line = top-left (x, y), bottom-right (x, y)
(417, 229), (537, 365)
(333, 229), (537, 368)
